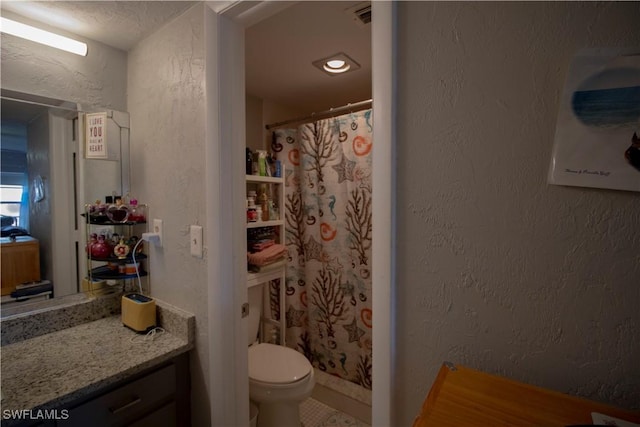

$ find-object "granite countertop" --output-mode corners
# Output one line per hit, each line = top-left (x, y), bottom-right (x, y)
(0, 296), (195, 413)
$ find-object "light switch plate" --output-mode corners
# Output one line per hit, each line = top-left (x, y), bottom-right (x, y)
(190, 225), (203, 258)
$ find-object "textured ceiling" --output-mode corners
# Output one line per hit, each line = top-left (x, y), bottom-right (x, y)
(0, 1), (195, 51)
(0, 1), (371, 113)
(245, 1), (372, 112)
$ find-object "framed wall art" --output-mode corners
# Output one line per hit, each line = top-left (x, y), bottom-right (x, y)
(548, 48), (640, 192)
(85, 112), (108, 159)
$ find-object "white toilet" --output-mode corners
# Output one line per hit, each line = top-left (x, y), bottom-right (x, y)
(248, 285), (315, 427)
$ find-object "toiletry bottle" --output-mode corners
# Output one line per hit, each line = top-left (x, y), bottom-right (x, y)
(103, 196), (112, 211)
(106, 197), (129, 223)
(246, 148), (253, 175)
(94, 199), (107, 219)
(269, 200), (279, 221)
(86, 233), (97, 254)
(91, 234), (112, 259)
(257, 150), (268, 176)
(264, 198), (272, 222)
(114, 238), (130, 259)
(247, 197), (258, 222)
(258, 186), (269, 221)
(128, 199), (146, 223)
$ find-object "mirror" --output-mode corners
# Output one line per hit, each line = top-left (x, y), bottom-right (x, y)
(0, 89), (130, 316)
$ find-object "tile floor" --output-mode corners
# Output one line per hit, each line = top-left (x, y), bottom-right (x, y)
(300, 398), (370, 427)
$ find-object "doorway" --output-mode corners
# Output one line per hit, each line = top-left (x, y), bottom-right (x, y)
(246, 5), (372, 423)
(206, 2), (394, 426)
(0, 96), (79, 300)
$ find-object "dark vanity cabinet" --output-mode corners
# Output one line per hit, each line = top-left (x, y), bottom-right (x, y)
(60, 353), (190, 427)
(62, 354), (190, 427)
(15, 353), (190, 427)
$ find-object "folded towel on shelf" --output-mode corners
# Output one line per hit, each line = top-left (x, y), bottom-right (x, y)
(249, 239), (275, 252)
(248, 258), (286, 274)
(247, 244), (287, 266)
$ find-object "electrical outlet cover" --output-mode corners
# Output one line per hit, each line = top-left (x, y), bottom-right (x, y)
(153, 219), (163, 247)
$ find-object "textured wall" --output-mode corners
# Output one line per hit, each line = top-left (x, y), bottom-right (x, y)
(126, 4), (209, 426)
(0, 24), (127, 111)
(395, 2), (640, 425)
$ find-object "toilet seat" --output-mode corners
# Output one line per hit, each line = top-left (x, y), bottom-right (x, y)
(249, 343), (311, 384)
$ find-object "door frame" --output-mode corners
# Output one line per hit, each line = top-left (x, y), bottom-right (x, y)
(205, 2), (396, 425)
(50, 112), (78, 297)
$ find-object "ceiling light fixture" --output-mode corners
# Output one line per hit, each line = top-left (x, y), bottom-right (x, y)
(324, 59), (350, 74)
(313, 52), (360, 77)
(0, 17), (88, 56)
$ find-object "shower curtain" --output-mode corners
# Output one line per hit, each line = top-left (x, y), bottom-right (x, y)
(271, 108), (373, 389)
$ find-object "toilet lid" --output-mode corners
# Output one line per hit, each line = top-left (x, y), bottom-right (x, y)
(248, 343), (311, 384)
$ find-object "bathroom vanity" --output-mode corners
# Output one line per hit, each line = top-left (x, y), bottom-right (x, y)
(0, 294), (195, 426)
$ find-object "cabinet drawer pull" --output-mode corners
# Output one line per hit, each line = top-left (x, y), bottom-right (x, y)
(109, 397), (142, 414)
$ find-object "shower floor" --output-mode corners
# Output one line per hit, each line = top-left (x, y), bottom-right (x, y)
(301, 398), (370, 427)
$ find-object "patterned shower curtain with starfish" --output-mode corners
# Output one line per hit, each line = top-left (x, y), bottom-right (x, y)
(271, 108), (373, 389)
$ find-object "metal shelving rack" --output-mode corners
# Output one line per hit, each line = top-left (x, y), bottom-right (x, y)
(83, 204), (150, 296)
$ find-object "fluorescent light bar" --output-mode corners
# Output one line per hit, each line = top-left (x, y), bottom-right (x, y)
(1, 17), (87, 56)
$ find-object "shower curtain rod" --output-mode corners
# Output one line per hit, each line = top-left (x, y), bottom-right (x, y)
(265, 98), (372, 130)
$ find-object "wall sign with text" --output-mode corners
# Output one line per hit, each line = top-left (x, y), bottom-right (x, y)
(85, 112), (108, 159)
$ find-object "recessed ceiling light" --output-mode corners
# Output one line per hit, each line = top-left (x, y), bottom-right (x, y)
(326, 59), (346, 69)
(324, 60), (350, 74)
(313, 52), (360, 77)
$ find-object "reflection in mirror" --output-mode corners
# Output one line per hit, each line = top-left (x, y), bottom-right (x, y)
(80, 110), (131, 209)
(0, 89), (130, 315)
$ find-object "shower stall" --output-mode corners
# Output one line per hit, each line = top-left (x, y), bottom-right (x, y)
(268, 104), (373, 392)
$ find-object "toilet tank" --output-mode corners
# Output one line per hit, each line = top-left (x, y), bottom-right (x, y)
(248, 284), (263, 346)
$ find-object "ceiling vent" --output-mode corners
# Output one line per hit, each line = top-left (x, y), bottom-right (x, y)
(345, 2), (371, 27)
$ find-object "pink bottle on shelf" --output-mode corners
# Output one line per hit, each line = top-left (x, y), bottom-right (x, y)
(91, 234), (112, 259)
(86, 233), (97, 254)
(128, 199), (146, 223)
